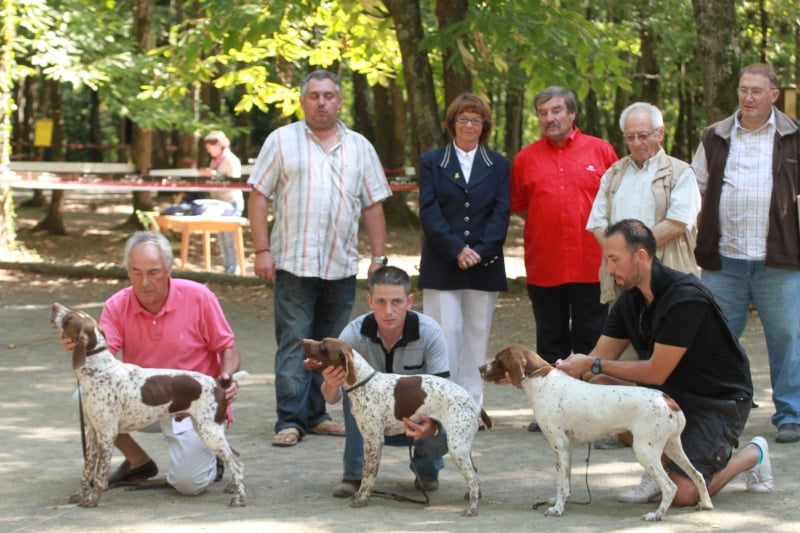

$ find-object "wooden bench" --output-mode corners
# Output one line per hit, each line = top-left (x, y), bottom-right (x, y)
(154, 215), (249, 276)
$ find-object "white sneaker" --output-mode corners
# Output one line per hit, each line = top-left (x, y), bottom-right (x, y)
(744, 436), (774, 493)
(617, 473), (661, 503)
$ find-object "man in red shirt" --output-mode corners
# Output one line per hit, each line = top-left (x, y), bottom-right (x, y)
(511, 86), (617, 431)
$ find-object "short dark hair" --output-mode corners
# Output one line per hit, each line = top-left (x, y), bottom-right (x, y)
(604, 219), (656, 258)
(443, 92), (494, 145)
(534, 86), (578, 115)
(368, 266), (411, 295)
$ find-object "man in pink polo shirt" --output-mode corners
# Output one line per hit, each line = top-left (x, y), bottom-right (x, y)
(60, 231), (241, 496)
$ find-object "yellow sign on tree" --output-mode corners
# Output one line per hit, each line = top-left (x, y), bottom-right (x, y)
(34, 118), (53, 147)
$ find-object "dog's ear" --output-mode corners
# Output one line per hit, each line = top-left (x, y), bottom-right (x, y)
(72, 332), (88, 370)
(341, 346), (357, 387)
(508, 358), (525, 388)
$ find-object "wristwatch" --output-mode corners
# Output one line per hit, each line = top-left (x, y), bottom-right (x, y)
(371, 255), (388, 266)
(591, 357), (602, 375)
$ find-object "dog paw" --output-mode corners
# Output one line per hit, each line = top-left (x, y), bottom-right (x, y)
(79, 497), (99, 508)
(350, 495), (369, 508)
(68, 492), (82, 505)
(642, 511), (663, 521)
(461, 504), (480, 517)
(228, 495), (247, 507)
(544, 506), (564, 517)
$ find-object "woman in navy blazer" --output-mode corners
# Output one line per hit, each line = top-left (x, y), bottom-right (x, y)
(418, 93), (510, 416)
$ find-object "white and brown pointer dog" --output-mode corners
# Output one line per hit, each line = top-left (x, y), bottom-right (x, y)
(50, 302), (246, 508)
(479, 345), (712, 521)
(302, 337), (491, 517)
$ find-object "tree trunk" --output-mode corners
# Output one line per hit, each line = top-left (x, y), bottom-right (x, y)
(436, 0), (472, 106)
(692, 0), (739, 124)
(638, 26), (660, 105)
(125, 0), (154, 227)
(351, 71), (375, 142)
(503, 71), (524, 160)
(33, 79), (67, 235)
(383, 0), (442, 161)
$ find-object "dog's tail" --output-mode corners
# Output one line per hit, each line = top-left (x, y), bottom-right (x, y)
(479, 408), (493, 430)
(217, 370), (250, 389)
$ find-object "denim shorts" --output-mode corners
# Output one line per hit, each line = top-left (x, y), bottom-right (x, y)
(670, 391), (752, 484)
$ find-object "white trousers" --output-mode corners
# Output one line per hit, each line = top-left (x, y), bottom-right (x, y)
(141, 420), (217, 495)
(423, 288), (498, 408)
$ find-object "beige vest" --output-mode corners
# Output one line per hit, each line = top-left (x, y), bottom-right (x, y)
(599, 152), (699, 304)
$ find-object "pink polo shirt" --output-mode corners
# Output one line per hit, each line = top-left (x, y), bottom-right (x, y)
(99, 278), (235, 378)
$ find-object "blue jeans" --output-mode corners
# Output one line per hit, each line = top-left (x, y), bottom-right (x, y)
(273, 270), (356, 435)
(701, 256), (800, 427)
(218, 196), (244, 274)
(342, 394), (447, 482)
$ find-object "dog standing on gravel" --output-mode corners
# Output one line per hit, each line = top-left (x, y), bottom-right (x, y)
(302, 337), (491, 517)
(50, 302), (246, 508)
(479, 345), (712, 521)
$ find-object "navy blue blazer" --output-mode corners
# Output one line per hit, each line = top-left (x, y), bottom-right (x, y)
(417, 142), (510, 292)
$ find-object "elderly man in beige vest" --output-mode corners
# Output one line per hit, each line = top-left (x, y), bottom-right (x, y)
(585, 102), (701, 451)
(587, 102), (701, 305)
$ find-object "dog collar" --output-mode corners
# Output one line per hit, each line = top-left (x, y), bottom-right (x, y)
(86, 345), (107, 356)
(345, 371), (377, 394)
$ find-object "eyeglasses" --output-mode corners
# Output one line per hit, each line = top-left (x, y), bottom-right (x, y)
(455, 116), (485, 125)
(623, 129), (659, 143)
(737, 87), (770, 98)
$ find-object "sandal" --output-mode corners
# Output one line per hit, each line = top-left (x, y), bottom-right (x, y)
(309, 419), (346, 436)
(271, 427), (301, 447)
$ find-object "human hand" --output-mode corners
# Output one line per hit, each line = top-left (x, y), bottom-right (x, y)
(403, 413), (439, 440)
(60, 332), (75, 353)
(253, 251), (276, 282)
(457, 246), (481, 270)
(219, 373), (239, 403)
(321, 365), (347, 388)
(555, 354), (592, 379)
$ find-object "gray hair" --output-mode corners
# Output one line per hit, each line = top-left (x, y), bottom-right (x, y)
(619, 102), (664, 132)
(301, 70), (342, 98)
(368, 266), (411, 295)
(534, 86), (578, 115)
(741, 63), (778, 90)
(124, 231), (173, 270)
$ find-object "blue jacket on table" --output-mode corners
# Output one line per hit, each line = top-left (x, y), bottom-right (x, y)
(418, 141), (510, 292)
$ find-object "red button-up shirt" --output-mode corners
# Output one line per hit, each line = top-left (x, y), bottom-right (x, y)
(511, 127), (618, 286)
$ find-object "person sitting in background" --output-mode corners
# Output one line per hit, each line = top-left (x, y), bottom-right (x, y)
(200, 130), (244, 275)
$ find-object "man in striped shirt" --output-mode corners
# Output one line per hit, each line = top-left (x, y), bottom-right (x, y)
(248, 70), (392, 447)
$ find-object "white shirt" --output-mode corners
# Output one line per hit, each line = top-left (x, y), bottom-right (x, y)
(248, 120), (392, 279)
(454, 144), (477, 183)
(587, 149), (700, 230)
(692, 111), (775, 259)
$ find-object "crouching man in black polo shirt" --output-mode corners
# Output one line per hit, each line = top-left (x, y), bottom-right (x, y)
(556, 219), (773, 506)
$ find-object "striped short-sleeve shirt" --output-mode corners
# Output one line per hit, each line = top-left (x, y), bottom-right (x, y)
(248, 120), (392, 279)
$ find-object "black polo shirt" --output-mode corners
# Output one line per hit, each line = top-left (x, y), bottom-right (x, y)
(605, 261), (753, 401)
